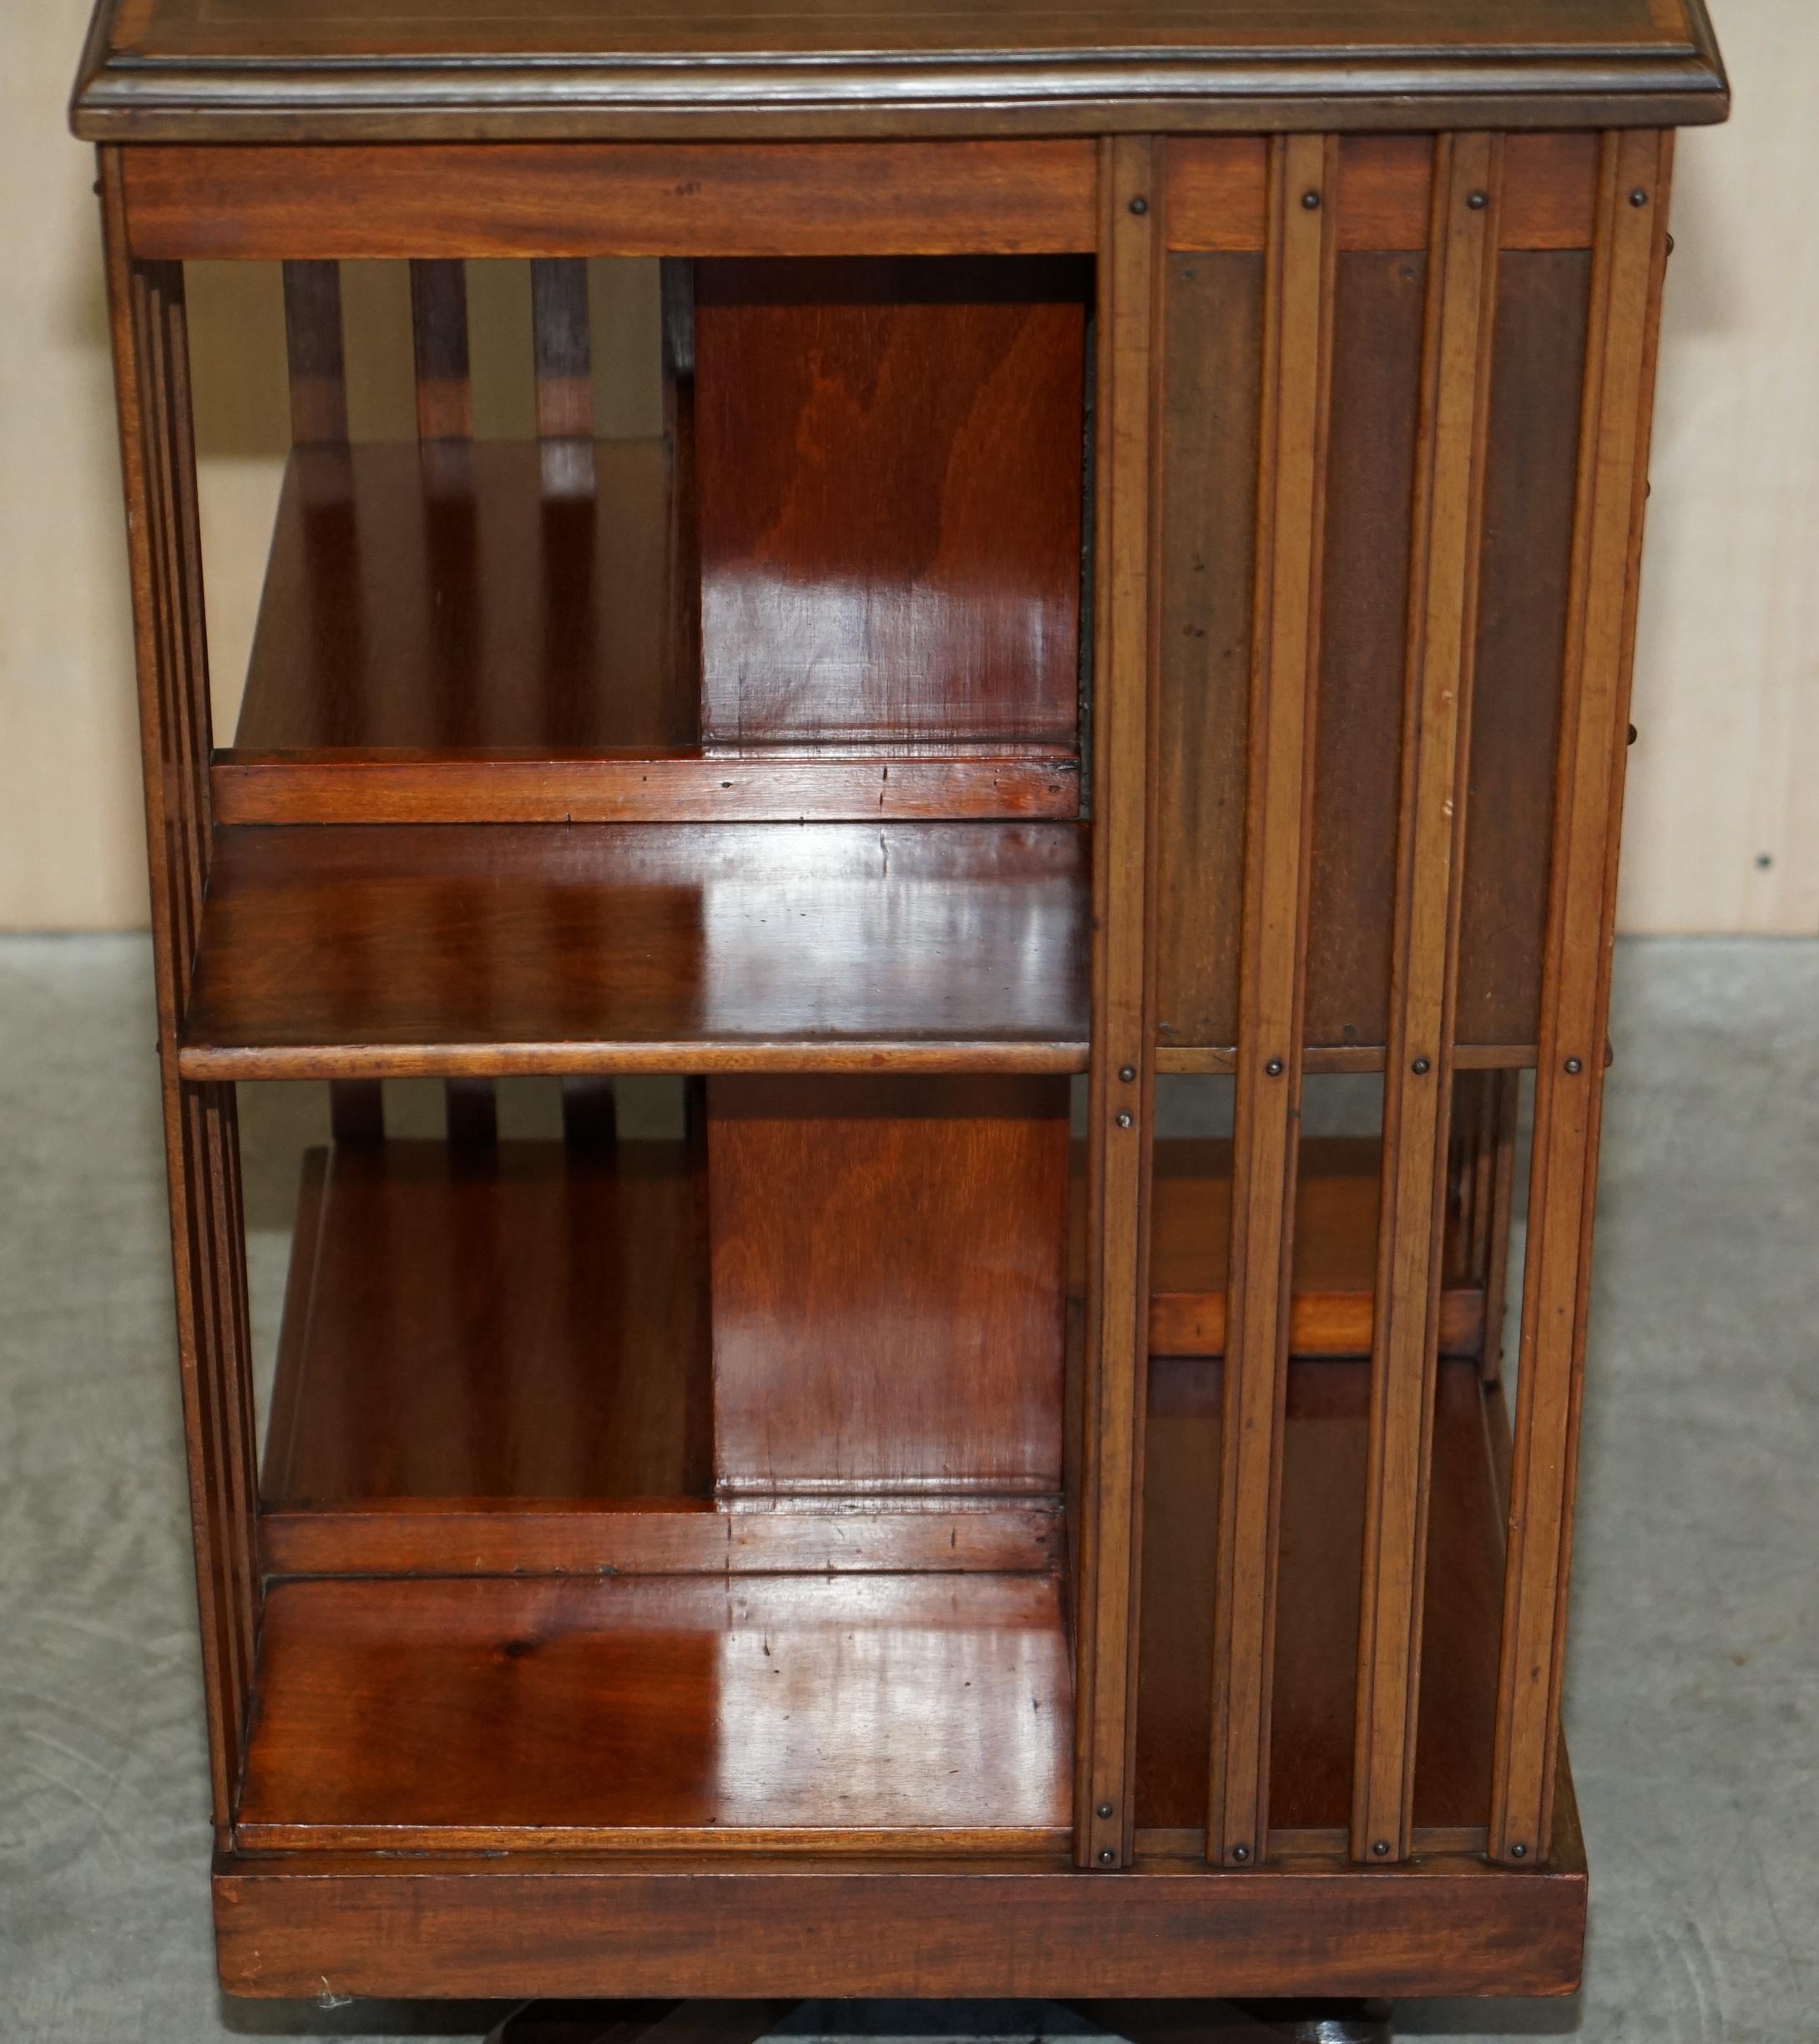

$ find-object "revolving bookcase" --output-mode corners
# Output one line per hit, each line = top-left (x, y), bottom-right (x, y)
(73, 0), (1728, 2025)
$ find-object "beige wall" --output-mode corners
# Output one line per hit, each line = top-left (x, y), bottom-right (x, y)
(3, 0), (1812, 933)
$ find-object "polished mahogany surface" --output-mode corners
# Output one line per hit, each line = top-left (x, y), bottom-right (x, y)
(263, 1140), (710, 1507)
(695, 259), (1085, 751)
(235, 1571), (1074, 1849)
(709, 1075), (1069, 1497)
(232, 440), (693, 758)
(73, 0), (1726, 143)
(179, 822), (1090, 1077)
(1135, 1356), (1507, 1835)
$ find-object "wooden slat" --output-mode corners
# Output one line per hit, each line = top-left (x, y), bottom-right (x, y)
(1489, 127), (1675, 1867)
(409, 257), (472, 442)
(280, 260), (348, 444)
(532, 256), (594, 496)
(1205, 131), (1336, 1872)
(210, 754), (1083, 826)
(99, 159), (257, 1842)
(1074, 134), (1162, 1875)
(119, 142), (1099, 262)
(1352, 132), (1503, 1866)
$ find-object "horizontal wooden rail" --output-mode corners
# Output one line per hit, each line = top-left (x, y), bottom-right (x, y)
(210, 753), (1081, 826)
(122, 140), (1098, 261)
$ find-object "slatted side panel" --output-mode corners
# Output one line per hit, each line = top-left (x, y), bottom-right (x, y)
(103, 163), (260, 1840)
(1352, 133), (1503, 1866)
(1205, 132), (1336, 1872)
(1489, 129), (1675, 1868)
(1073, 135), (1163, 1875)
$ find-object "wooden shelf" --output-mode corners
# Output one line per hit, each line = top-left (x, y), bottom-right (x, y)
(258, 1136), (1061, 1578)
(179, 821), (1089, 1078)
(235, 1571), (1074, 1854)
(1136, 1354), (1508, 1841)
(213, 439), (1079, 827)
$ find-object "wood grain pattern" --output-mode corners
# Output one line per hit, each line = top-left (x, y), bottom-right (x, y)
(1489, 127), (1675, 1867)
(179, 822), (1090, 1078)
(1206, 131), (1335, 1873)
(116, 143), (1099, 261)
(74, 0), (1726, 144)
(210, 1844), (1588, 2002)
(708, 1076), (1067, 1499)
(235, 1572), (1074, 1851)
(1353, 133), (1502, 1865)
(1458, 252), (1594, 1048)
(1155, 249), (1261, 1052)
(694, 258), (1087, 750)
(1073, 133), (1162, 1875)
(280, 258), (346, 443)
(261, 1141), (711, 1509)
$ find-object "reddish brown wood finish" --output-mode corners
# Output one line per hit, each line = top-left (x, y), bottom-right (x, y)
(210, 1839), (1586, 2004)
(178, 822), (1090, 1078)
(235, 1573), (1074, 1852)
(694, 258), (1086, 751)
(263, 1141), (711, 1509)
(1490, 127), (1675, 1867)
(1073, 132), (1162, 1875)
(1208, 131), (1336, 1873)
(707, 1076), (1069, 1499)
(115, 143), (1100, 261)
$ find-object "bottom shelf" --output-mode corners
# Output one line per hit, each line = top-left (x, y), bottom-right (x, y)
(236, 1571), (1074, 1854)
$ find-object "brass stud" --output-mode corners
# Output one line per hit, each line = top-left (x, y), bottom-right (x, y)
(1301, 190), (1322, 211)
(1119, 1065), (1137, 1083)
(1564, 1057), (1583, 1075)
(1265, 1058), (1285, 1078)
(1116, 1111), (1134, 1130)
(1098, 1803), (1114, 1819)
(1372, 1840), (1391, 1857)
(1467, 191), (1488, 211)
(1232, 1843), (1251, 1862)
(1129, 195), (1149, 216)
(1510, 1842), (1528, 1859)
(1099, 1848), (1117, 1864)
(1630, 188), (1650, 208)
(1412, 1057), (1431, 1076)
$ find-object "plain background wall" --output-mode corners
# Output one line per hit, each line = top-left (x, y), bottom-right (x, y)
(3, 0), (1813, 935)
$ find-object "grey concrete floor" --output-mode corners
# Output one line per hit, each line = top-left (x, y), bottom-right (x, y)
(1, 935), (1814, 2043)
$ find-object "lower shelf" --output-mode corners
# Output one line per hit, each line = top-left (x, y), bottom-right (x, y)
(236, 1571), (1074, 1854)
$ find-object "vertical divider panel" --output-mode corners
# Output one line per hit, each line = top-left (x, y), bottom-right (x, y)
(1352, 133), (1503, 1866)
(1205, 131), (1336, 1872)
(101, 152), (260, 1841)
(410, 257), (473, 443)
(1074, 134), (1163, 1874)
(1489, 128), (1674, 1867)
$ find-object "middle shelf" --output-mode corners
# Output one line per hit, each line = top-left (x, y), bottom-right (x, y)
(179, 820), (1089, 1079)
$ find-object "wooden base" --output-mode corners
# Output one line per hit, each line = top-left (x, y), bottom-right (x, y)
(483, 1997), (1393, 2044)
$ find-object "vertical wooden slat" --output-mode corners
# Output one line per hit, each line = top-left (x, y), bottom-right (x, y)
(330, 1080), (386, 1143)
(1352, 132), (1503, 1866)
(100, 153), (259, 1841)
(445, 1078), (500, 1146)
(410, 258), (472, 442)
(1475, 1070), (1523, 1381)
(532, 256), (594, 495)
(1489, 127), (1674, 1868)
(1206, 131), (1337, 1872)
(1074, 134), (1163, 1873)
(563, 1077), (619, 1150)
(280, 260), (348, 445)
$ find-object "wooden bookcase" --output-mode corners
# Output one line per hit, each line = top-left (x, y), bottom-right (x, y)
(72, 0), (1729, 2022)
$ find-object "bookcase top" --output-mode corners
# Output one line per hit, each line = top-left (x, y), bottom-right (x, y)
(74, 0), (1727, 141)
